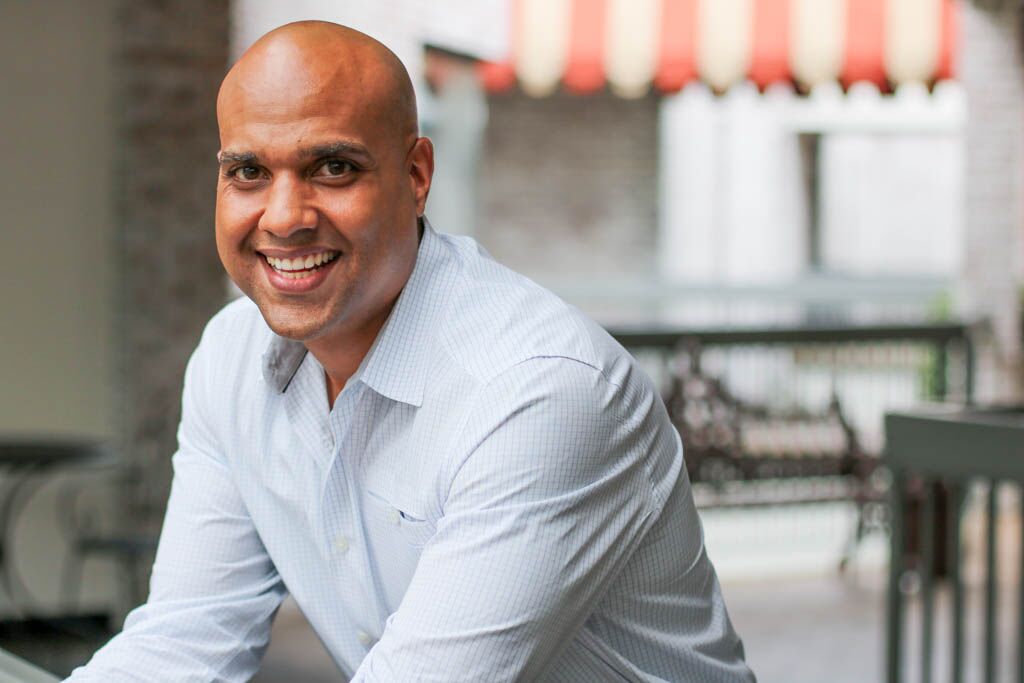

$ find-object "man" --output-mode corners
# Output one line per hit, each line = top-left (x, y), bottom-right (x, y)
(69, 21), (754, 682)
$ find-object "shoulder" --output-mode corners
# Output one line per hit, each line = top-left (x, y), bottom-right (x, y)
(432, 233), (667, 445)
(435, 233), (631, 388)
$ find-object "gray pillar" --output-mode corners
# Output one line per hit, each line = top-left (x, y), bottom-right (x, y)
(424, 66), (489, 237)
(961, 0), (1024, 401)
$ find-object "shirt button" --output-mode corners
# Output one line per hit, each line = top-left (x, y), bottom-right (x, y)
(387, 507), (401, 525)
(333, 535), (349, 553)
(357, 631), (374, 646)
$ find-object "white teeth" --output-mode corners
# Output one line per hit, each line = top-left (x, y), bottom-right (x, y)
(265, 251), (339, 273)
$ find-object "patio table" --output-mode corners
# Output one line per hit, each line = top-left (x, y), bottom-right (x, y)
(885, 405), (1024, 683)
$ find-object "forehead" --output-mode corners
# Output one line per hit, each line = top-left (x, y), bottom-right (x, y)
(217, 50), (390, 157)
(220, 91), (369, 153)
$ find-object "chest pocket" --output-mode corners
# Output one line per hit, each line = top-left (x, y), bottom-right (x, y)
(362, 488), (436, 612)
(364, 488), (435, 547)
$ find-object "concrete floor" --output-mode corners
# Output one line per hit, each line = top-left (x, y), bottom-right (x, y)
(725, 571), (887, 683)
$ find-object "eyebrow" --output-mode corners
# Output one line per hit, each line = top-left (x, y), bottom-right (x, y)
(300, 141), (375, 167)
(216, 141), (374, 166)
(301, 141), (371, 159)
(217, 150), (258, 165)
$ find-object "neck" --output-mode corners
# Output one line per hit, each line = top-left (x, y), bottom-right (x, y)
(305, 299), (396, 406)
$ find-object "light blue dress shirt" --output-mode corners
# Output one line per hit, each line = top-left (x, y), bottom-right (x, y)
(68, 222), (754, 682)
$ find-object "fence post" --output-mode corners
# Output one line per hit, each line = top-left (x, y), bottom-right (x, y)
(933, 339), (948, 400)
(921, 481), (936, 683)
(949, 483), (965, 683)
(984, 482), (999, 683)
(887, 468), (906, 683)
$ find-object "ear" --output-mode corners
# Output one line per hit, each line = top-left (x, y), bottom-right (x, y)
(407, 137), (435, 217)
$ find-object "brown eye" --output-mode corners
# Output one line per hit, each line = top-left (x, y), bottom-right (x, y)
(314, 159), (355, 177)
(231, 166), (262, 182)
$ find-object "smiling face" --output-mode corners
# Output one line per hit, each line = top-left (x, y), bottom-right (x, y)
(215, 23), (433, 345)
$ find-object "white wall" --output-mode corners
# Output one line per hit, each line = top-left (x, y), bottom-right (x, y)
(659, 83), (809, 288)
(659, 82), (965, 292)
(0, 0), (116, 439)
(820, 130), (964, 277)
(0, 0), (119, 619)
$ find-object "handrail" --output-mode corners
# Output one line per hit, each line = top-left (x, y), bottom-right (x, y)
(609, 320), (976, 349)
(0, 648), (58, 683)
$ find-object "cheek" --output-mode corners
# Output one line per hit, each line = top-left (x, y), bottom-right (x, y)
(319, 183), (382, 225)
(215, 192), (261, 253)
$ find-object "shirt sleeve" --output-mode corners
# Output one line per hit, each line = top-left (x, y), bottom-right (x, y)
(65, 333), (287, 682)
(351, 357), (662, 682)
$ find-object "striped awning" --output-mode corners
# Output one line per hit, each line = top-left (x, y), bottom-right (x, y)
(479, 0), (958, 98)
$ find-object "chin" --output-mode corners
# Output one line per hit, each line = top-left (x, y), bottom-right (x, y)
(266, 320), (321, 342)
(256, 301), (332, 342)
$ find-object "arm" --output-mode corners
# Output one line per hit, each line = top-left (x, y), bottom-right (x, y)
(66, 339), (286, 682)
(352, 358), (661, 682)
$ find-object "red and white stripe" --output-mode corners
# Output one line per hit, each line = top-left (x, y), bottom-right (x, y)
(480, 0), (957, 97)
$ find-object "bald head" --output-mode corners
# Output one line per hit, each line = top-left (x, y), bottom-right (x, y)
(218, 20), (418, 144)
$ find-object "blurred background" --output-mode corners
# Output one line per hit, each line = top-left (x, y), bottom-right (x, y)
(1, 0), (1022, 681)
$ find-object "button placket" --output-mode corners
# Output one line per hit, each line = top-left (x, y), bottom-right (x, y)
(323, 383), (362, 558)
(325, 385), (392, 638)
(333, 535), (350, 554)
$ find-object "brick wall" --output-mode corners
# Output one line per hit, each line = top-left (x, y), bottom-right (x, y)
(477, 90), (659, 288)
(114, 0), (231, 539)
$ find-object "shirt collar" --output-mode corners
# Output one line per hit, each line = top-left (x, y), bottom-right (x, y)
(261, 218), (453, 407)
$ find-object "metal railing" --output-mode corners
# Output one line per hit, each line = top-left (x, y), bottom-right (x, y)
(610, 321), (975, 508)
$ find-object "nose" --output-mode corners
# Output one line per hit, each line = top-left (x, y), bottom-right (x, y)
(258, 175), (317, 238)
